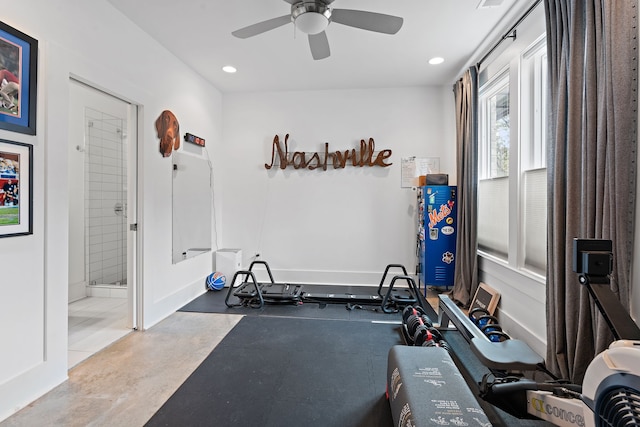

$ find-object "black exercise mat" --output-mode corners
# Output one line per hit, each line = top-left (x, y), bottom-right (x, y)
(179, 284), (438, 323)
(145, 316), (403, 427)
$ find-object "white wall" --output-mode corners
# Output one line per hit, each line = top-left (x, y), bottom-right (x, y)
(0, 0), (222, 420)
(220, 87), (456, 285)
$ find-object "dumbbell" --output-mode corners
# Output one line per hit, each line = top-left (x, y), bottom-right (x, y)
(414, 326), (435, 346)
(436, 338), (451, 352)
(480, 322), (503, 335)
(403, 305), (432, 331)
(485, 330), (511, 342)
(402, 305), (426, 324)
(406, 313), (433, 337)
(479, 320), (509, 342)
(476, 315), (499, 330)
(414, 325), (447, 347)
(404, 314), (433, 345)
(475, 314), (510, 342)
(414, 325), (436, 346)
(469, 307), (490, 325)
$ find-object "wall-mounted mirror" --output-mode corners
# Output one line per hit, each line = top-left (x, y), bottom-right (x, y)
(172, 152), (212, 263)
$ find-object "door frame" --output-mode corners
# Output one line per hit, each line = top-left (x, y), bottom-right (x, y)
(69, 76), (142, 330)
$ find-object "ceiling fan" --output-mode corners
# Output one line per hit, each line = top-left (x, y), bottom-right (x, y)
(231, 0), (404, 60)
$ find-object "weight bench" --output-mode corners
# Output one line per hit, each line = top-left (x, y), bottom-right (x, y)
(387, 345), (491, 427)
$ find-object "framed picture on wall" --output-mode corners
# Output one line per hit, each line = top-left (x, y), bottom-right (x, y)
(0, 21), (38, 135)
(0, 139), (32, 237)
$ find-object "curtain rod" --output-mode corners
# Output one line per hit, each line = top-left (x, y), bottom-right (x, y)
(476, 0), (543, 69)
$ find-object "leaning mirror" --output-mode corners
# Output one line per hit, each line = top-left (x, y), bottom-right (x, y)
(172, 152), (212, 263)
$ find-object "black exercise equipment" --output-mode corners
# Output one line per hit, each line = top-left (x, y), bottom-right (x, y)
(439, 294), (544, 372)
(476, 314), (498, 328)
(414, 325), (440, 347)
(476, 239), (640, 425)
(484, 330), (510, 342)
(468, 307), (490, 324)
(401, 304), (450, 350)
(468, 305), (511, 343)
(304, 266), (422, 313)
(225, 260), (426, 313)
(402, 304), (427, 324)
(389, 239), (640, 426)
(377, 264), (422, 313)
(479, 322), (501, 334)
(225, 260), (304, 309)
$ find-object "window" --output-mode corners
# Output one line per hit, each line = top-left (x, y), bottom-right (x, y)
(478, 71), (510, 258)
(520, 38), (547, 274)
(477, 36), (547, 277)
(479, 72), (510, 180)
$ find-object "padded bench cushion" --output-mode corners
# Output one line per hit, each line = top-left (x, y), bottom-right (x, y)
(387, 345), (491, 427)
(471, 337), (544, 371)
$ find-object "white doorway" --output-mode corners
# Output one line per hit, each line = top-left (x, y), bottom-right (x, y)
(67, 79), (139, 368)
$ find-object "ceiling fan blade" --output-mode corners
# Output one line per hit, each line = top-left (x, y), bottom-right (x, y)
(232, 14), (291, 39)
(331, 9), (403, 34)
(283, 0), (336, 3)
(309, 32), (330, 60)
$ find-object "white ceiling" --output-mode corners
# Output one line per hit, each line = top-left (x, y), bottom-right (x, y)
(106, 0), (531, 93)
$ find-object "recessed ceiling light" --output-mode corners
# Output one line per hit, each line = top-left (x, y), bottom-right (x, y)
(222, 65), (237, 73)
(428, 57), (444, 65)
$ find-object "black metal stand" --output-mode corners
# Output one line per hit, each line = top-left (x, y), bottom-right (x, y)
(225, 269), (264, 308)
(579, 273), (640, 341)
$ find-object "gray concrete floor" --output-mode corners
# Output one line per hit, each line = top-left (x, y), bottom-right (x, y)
(0, 312), (242, 427)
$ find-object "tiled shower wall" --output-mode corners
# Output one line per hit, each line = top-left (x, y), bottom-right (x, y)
(84, 107), (127, 286)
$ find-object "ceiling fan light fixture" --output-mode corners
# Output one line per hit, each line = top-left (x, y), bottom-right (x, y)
(295, 12), (329, 34)
(291, 2), (332, 35)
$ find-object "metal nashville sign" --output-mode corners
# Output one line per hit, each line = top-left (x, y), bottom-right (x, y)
(265, 134), (393, 171)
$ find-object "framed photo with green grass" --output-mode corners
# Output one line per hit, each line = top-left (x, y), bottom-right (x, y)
(0, 139), (32, 237)
(0, 21), (38, 135)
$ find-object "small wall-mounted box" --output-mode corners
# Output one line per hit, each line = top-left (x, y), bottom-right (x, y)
(214, 249), (242, 286)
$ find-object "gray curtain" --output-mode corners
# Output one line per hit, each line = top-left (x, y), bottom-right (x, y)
(545, 0), (638, 383)
(452, 67), (479, 307)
